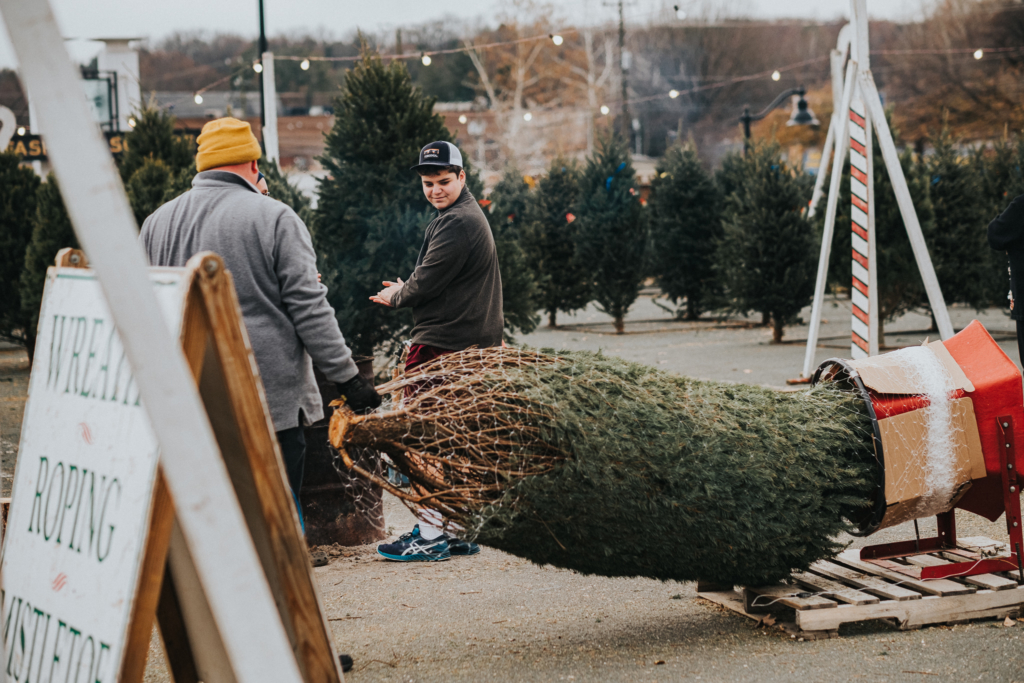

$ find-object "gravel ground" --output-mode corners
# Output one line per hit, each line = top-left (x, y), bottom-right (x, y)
(4, 298), (1024, 682)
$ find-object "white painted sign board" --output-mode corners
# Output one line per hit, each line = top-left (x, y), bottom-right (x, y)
(1, 266), (188, 683)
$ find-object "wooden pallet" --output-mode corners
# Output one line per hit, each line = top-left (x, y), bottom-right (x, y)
(697, 536), (1024, 639)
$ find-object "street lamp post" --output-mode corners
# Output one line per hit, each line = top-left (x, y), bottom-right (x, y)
(740, 85), (819, 153)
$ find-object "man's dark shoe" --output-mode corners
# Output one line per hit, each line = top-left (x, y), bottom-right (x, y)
(377, 524), (451, 562)
(443, 532), (480, 556)
(339, 654), (353, 673)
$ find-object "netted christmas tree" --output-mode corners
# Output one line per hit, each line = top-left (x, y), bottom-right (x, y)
(649, 143), (723, 320)
(331, 347), (877, 586)
(0, 151), (41, 350)
(485, 166), (539, 336)
(313, 52), (448, 357)
(575, 134), (647, 334)
(523, 156), (590, 328)
(925, 123), (990, 317)
(717, 141), (816, 343)
(19, 176), (77, 362)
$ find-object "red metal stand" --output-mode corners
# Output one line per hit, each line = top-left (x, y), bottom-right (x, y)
(859, 416), (1024, 582)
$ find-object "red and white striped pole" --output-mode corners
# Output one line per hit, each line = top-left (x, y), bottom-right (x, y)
(849, 95), (870, 358)
(848, 9), (878, 360)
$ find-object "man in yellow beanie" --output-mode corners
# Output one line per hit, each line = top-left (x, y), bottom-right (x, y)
(141, 116), (381, 527)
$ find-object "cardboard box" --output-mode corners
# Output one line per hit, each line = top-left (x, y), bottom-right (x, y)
(848, 341), (988, 531)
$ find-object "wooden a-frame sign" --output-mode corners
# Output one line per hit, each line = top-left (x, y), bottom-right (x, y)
(1, 249), (343, 683)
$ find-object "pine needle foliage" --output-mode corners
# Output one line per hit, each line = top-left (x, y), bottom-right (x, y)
(523, 156), (590, 328)
(0, 152), (41, 348)
(313, 51), (449, 357)
(974, 136), (1024, 308)
(119, 106), (194, 182)
(336, 347), (877, 586)
(649, 143), (723, 320)
(19, 176), (77, 362)
(717, 141), (816, 343)
(485, 166), (540, 336)
(575, 133), (647, 334)
(925, 124), (989, 313)
(126, 158), (174, 227)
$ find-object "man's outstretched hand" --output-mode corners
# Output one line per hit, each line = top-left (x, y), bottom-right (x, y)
(370, 278), (404, 307)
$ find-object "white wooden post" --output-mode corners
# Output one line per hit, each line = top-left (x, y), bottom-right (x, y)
(807, 28), (850, 220)
(0, 3), (303, 681)
(262, 51), (280, 164)
(800, 59), (859, 379)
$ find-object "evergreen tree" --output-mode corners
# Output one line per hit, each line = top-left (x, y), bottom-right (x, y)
(974, 136), (1024, 309)
(523, 156), (589, 328)
(815, 112), (935, 343)
(314, 52), (449, 357)
(119, 107), (195, 182)
(485, 166), (539, 336)
(0, 152), (41, 348)
(718, 141), (817, 343)
(120, 107), (196, 226)
(648, 143), (723, 320)
(714, 150), (749, 201)
(575, 134), (647, 334)
(125, 158), (174, 227)
(924, 124), (989, 316)
(19, 176), (77, 361)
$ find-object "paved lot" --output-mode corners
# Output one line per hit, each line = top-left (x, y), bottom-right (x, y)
(4, 298), (1024, 682)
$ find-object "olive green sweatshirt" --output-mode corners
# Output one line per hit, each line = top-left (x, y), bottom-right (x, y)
(391, 186), (503, 349)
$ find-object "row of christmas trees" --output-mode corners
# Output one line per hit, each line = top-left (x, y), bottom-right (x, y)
(0, 51), (1021, 361)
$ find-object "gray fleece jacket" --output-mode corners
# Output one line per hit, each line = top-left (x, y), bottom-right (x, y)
(141, 170), (358, 430)
(391, 186), (503, 349)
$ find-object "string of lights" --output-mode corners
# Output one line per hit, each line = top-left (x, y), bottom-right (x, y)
(188, 33), (1024, 113)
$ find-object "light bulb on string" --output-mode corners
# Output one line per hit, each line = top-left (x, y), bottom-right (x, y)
(669, 89), (679, 99)
(974, 49), (983, 60)
(128, 117), (137, 128)
(771, 70), (781, 81)
(421, 53), (432, 66)
(253, 61), (263, 74)
(551, 34), (563, 46)
(300, 58), (311, 70)
(459, 114), (468, 124)
(194, 93), (204, 104)
(16, 126), (25, 136)
(600, 105), (610, 115)
(524, 112), (532, 121)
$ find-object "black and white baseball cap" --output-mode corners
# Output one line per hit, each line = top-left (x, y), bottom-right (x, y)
(411, 141), (463, 172)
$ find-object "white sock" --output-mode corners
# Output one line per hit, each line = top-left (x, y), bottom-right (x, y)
(417, 509), (445, 540)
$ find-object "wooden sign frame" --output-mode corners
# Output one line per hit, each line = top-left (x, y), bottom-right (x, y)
(58, 249), (343, 683)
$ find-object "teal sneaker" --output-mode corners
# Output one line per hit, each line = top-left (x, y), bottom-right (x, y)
(377, 525), (451, 562)
(444, 533), (481, 556)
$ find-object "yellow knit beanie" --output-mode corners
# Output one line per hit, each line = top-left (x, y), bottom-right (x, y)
(196, 117), (262, 172)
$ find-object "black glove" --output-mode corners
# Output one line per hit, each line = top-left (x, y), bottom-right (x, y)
(336, 374), (382, 415)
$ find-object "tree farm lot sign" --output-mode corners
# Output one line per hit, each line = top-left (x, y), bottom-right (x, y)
(1, 252), (343, 683)
(2, 263), (182, 682)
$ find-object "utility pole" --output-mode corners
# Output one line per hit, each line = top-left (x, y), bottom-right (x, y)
(258, 0), (267, 130)
(618, 0), (631, 143)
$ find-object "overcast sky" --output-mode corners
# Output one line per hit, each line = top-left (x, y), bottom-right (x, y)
(0, 0), (933, 69)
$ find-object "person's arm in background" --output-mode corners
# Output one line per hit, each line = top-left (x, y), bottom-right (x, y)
(989, 194), (1024, 251)
(274, 211), (380, 412)
(389, 220), (469, 309)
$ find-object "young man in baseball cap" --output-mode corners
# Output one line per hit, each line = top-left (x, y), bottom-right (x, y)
(370, 140), (503, 561)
